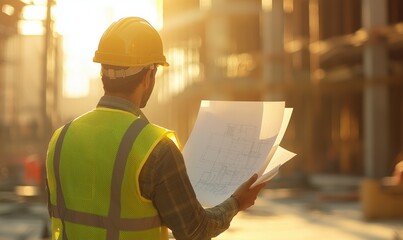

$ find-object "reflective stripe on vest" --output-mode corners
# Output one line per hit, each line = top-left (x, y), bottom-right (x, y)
(51, 118), (160, 239)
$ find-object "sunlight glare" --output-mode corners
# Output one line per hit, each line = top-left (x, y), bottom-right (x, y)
(55, 0), (162, 98)
(2, 4), (15, 16)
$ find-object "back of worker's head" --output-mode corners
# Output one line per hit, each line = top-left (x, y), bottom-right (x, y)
(93, 17), (168, 94)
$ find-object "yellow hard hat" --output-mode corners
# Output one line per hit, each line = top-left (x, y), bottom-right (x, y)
(93, 17), (169, 67)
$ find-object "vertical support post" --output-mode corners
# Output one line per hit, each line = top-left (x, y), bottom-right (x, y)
(308, 0), (320, 83)
(42, 0), (55, 141)
(362, 0), (389, 179)
(0, 38), (5, 127)
(0, 37), (5, 154)
(205, 0), (229, 84)
(260, 0), (284, 100)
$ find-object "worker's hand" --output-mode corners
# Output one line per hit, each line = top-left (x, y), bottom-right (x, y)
(231, 174), (266, 211)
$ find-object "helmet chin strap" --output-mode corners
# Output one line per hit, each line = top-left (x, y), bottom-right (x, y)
(101, 65), (155, 79)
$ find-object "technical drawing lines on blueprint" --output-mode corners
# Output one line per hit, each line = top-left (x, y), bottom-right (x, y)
(194, 124), (275, 195)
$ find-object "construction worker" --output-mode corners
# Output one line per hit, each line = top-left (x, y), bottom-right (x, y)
(46, 17), (265, 240)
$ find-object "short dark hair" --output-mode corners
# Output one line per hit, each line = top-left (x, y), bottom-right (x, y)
(101, 65), (148, 94)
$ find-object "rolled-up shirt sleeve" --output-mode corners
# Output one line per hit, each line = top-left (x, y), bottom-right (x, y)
(139, 137), (239, 240)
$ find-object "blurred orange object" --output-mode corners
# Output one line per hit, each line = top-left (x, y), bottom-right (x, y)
(23, 154), (42, 185)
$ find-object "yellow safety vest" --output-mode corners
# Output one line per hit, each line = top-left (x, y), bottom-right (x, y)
(46, 107), (179, 240)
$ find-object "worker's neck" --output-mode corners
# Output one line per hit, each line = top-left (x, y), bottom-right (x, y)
(104, 92), (141, 108)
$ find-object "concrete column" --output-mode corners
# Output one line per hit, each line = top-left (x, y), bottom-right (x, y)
(308, 0), (320, 83)
(260, 0), (284, 99)
(0, 37), (5, 124)
(362, 0), (389, 178)
(205, 0), (230, 83)
(0, 37), (6, 155)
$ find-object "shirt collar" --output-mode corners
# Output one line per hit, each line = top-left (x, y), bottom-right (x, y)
(97, 95), (149, 122)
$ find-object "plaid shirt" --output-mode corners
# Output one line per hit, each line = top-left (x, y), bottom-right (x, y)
(98, 96), (239, 240)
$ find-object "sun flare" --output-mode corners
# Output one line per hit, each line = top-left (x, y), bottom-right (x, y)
(53, 0), (162, 98)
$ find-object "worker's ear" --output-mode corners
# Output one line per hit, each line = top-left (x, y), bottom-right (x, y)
(142, 69), (153, 88)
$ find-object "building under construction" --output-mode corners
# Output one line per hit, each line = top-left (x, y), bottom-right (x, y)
(0, 0), (402, 191)
(148, 0), (403, 183)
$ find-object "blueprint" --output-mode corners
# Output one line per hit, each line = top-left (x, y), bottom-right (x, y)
(183, 100), (295, 206)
